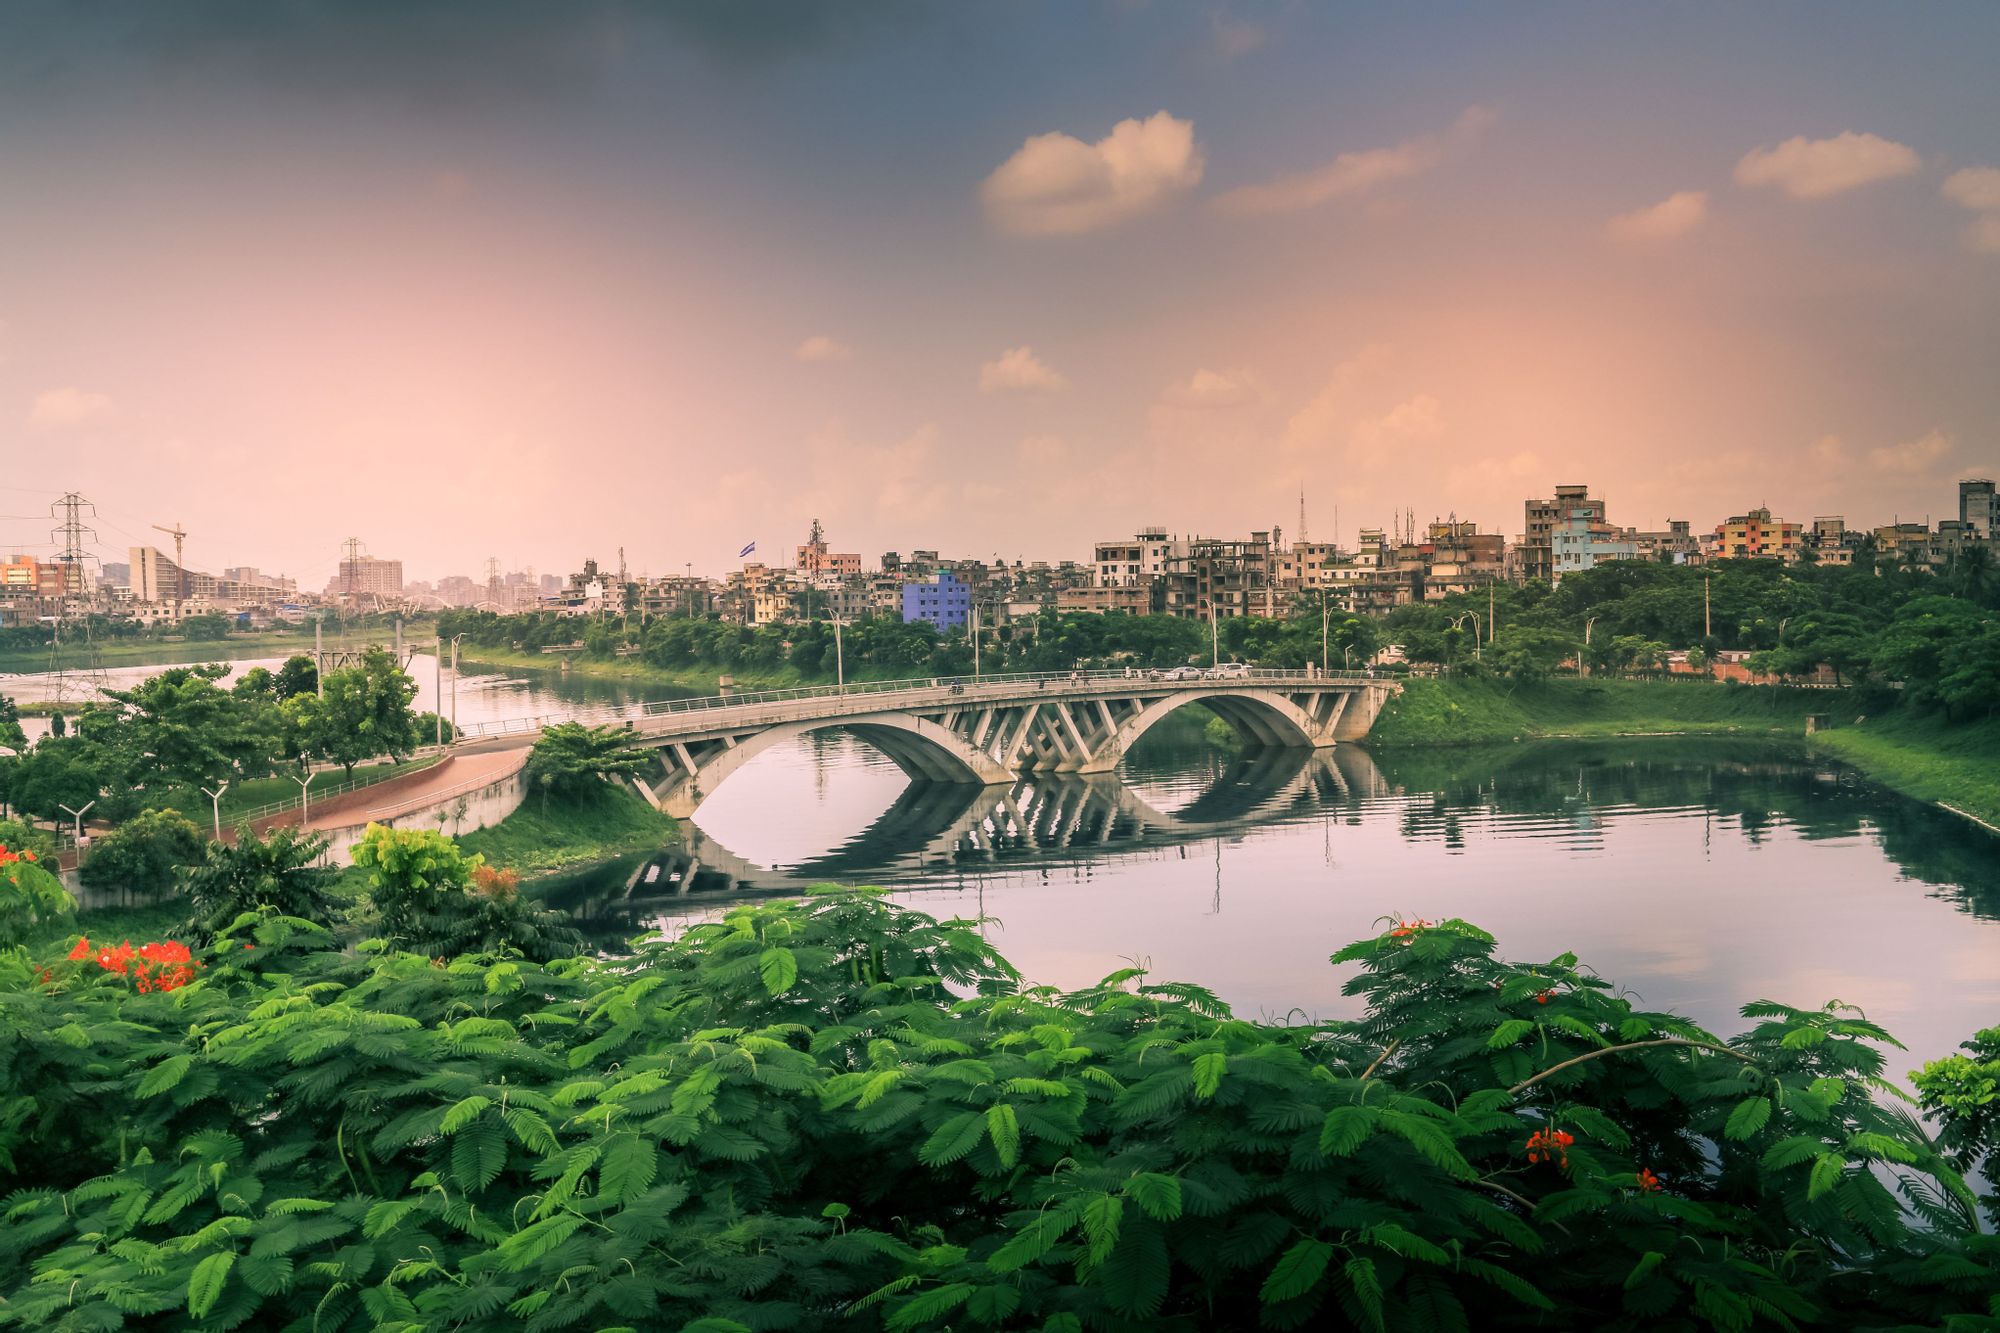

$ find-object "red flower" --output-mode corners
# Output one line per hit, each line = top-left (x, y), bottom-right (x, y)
(68, 936), (92, 961)
(1535, 990), (1553, 1005)
(20, 850), (34, 862)
(1525, 1128), (1574, 1170)
(1636, 1167), (1662, 1193)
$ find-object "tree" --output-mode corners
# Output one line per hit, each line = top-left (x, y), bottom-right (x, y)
(7, 745), (100, 824)
(180, 825), (342, 940)
(176, 613), (232, 640)
(285, 647), (419, 779)
(77, 807), (205, 898)
(0, 694), (24, 755)
(351, 824), (582, 961)
(273, 655), (319, 701)
(524, 722), (654, 802)
(97, 663), (277, 790)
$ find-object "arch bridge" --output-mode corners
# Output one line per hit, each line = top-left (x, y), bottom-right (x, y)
(460, 668), (1398, 818)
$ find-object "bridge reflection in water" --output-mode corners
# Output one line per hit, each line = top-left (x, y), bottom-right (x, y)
(555, 744), (1393, 925)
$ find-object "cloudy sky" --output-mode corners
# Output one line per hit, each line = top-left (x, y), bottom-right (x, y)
(2, 1), (1997, 586)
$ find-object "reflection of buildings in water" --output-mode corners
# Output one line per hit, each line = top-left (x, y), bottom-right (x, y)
(566, 745), (1390, 914)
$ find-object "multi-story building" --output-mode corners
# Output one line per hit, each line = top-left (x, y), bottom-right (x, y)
(1163, 534), (1281, 620)
(1630, 520), (1700, 565)
(1420, 521), (1506, 600)
(1519, 485), (1603, 582)
(901, 570), (970, 631)
(1092, 527), (1187, 589)
(1706, 508), (1803, 563)
(1552, 508), (1640, 578)
(796, 521), (862, 578)
(1960, 478), (1996, 540)
(335, 554), (404, 600)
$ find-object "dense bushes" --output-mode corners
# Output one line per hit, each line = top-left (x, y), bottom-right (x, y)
(1, 890), (1994, 1330)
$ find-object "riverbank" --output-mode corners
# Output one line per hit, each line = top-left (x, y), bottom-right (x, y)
(1367, 676), (2000, 831)
(0, 631), (330, 674)
(457, 782), (676, 880)
(1807, 710), (2000, 831)
(1366, 676), (1839, 746)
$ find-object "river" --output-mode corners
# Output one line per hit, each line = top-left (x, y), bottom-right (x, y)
(547, 714), (2000, 1079)
(8, 653), (1996, 1074)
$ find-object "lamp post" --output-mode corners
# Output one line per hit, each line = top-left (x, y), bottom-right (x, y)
(448, 633), (465, 742)
(434, 638), (445, 747)
(1316, 590), (1331, 677)
(1582, 615), (1599, 678)
(1448, 612), (1483, 670)
(833, 616), (845, 689)
(58, 799), (95, 846)
(294, 771), (317, 825)
(200, 782), (229, 841)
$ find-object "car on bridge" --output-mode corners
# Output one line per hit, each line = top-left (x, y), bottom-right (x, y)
(1154, 665), (1205, 682)
(1208, 662), (1252, 679)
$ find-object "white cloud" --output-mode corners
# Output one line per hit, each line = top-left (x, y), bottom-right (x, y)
(1943, 166), (2000, 212)
(1867, 427), (1953, 474)
(1942, 168), (2000, 253)
(1733, 131), (1920, 199)
(1213, 106), (1494, 217)
(28, 386), (114, 428)
(1157, 367), (1260, 410)
(794, 334), (854, 363)
(981, 111), (1204, 236)
(1608, 190), (1709, 241)
(1809, 434), (1846, 466)
(979, 345), (1068, 394)
(1964, 214), (2000, 254)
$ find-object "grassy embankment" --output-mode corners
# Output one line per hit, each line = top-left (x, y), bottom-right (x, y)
(458, 782), (677, 881)
(1805, 709), (2000, 832)
(1370, 675), (2000, 830)
(1367, 676), (1837, 746)
(0, 631), (325, 674)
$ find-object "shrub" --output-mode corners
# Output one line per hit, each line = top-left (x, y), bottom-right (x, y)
(180, 825), (342, 941)
(352, 824), (583, 962)
(0, 895), (1993, 1329)
(76, 807), (205, 898)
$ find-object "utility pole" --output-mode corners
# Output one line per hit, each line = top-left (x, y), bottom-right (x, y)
(833, 617), (845, 689)
(50, 492), (98, 618)
(1704, 575), (1712, 640)
(152, 521), (188, 617)
(486, 557), (502, 609)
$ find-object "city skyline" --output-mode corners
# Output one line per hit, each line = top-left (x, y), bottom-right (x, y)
(3, 2), (1998, 580)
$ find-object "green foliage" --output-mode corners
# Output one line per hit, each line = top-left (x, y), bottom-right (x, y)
(285, 647), (420, 779)
(5, 743), (101, 823)
(0, 819), (58, 863)
(524, 722), (654, 801)
(179, 826), (343, 941)
(76, 807), (205, 898)
(456, 780), (676, 880)
(0, 894), (1994, 1330)
(1914, 1026), (2000, 1201)
(351, 824), (583, 963)
(0, 847), (72, 948)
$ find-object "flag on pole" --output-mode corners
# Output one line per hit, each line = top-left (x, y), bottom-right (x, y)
(738, 540), (756, 558)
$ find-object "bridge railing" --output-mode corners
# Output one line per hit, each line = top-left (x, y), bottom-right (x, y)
(455, 667), (1383, 740)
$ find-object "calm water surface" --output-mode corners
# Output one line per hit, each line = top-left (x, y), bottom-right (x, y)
(551, 717), (2000, 1078)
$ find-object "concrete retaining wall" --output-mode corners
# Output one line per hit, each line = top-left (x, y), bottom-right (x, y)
(312, 767), (529, 867)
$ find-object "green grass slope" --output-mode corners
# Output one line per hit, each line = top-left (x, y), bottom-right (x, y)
(1808, 710), (2000, 830)
(457, 781), (677, 880)
(1366, 677), (1841, 747)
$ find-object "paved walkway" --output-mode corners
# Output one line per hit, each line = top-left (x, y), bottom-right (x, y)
(251, 749), (529, 835)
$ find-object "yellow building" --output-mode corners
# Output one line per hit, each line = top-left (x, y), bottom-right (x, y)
(1706, 507), (1803, 562)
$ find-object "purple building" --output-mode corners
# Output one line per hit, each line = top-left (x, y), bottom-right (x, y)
(900, 569), (970, 631)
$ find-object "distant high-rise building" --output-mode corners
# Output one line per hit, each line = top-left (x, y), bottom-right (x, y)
(1960, 478), (1996, 540)
(336, 555), (403, 600)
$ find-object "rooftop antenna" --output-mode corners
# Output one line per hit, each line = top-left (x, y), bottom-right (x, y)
(1298, 483), (1308, 544)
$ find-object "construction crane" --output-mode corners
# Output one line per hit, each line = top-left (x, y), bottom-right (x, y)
(152, 521), (188, 616)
